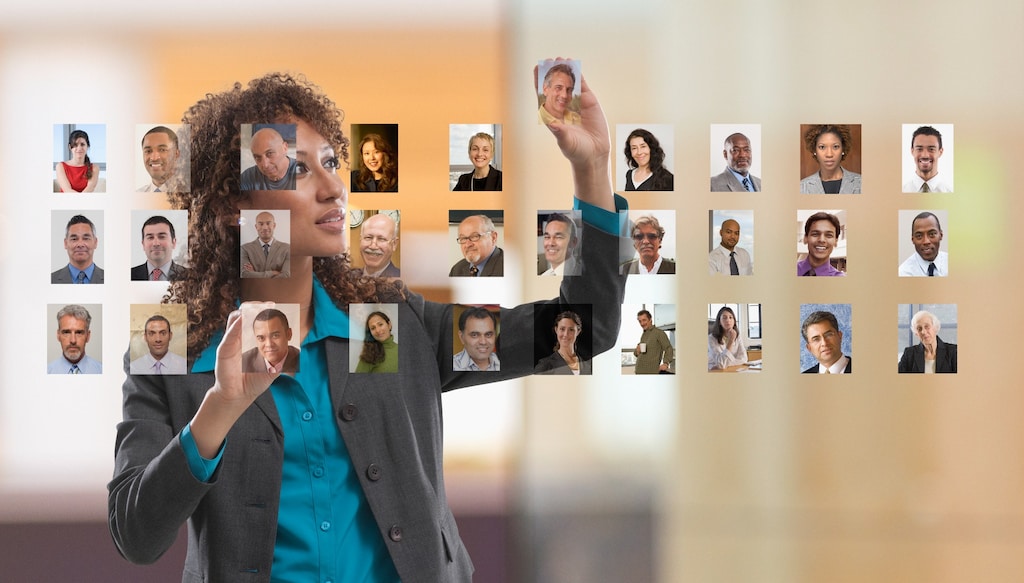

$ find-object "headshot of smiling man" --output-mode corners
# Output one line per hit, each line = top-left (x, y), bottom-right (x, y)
(358, 212), (400, 278)
(51, 211), (104, 284)
(240, 123), (297, 191)
(136, 124), (190, 193)
(902, 124), (954, 193)
(898, 210), (949, 277)
(538, 210), (582, 276)
(537, 60), (582, 125)
(450, 211), (504, 277)
(796, 209), (847, 276)
(453, 305), (501, 372)
(241, 305), (301, 374)
(620, 211), (676, 275)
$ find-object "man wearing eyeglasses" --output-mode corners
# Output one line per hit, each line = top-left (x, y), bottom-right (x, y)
(620, 214), (675, 274)
(801, 310), (851, 374)
(359, 212), (400, 278)
(450, 214), (504, 277)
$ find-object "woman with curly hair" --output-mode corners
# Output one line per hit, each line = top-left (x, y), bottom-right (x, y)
(707, 306), (747, 370)
(355, 310), (398, 373)
(623, 128), (674, 191)
(350, 133), (398, 192)
(800, 124), (861, 194)
(108, 71), (626, 582)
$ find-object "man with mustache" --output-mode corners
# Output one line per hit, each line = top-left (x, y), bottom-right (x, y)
(131, 215), (187, 281)
(359, 212), (400, 278)
(47, 304), (101, 374)
(903, 126), (951, 193)
(450, 214), (504, 277)
(711, 133), (761, 192)
(899, 211), (948, 277)
(620, 215), (675, 274)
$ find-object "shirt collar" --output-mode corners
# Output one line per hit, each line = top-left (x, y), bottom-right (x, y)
(68, 263), (95, 281)
(191, 275), (350, 373)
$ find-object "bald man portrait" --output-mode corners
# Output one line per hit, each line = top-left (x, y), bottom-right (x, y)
(711, 132), (762, 192)
(240, 211), (291, 278)
(240, 126), (297, 190)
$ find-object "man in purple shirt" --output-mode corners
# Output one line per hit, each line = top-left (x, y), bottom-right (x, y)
(797, 211), (845, 277)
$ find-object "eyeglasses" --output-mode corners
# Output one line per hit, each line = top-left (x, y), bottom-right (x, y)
(456, 232), (490, 245)
(632, 233), (660, 242)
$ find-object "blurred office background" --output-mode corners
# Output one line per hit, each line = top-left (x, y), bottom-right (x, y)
(1, 1), (1020, 581)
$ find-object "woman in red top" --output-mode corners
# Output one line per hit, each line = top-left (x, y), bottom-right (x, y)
(56, 129), (100, 192)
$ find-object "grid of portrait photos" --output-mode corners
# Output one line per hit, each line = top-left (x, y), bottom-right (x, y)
(46, 63), (956, 379)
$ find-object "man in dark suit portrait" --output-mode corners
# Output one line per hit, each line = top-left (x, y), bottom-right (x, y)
(710, 132), (762, 192)
(359, 212), (400, 278)
(620, 214), (675, 274)
(51, 214), (104, 284)
(801, 310), (852, 374)
(131, 215), (187, 281)
(898, 310), (957, 373)
(240, 211), (291, 278)
(242, 308), (300, 373)
(450, 214), (504, 276)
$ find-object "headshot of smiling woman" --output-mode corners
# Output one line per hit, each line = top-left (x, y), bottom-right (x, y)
(350, 129), (398, 192)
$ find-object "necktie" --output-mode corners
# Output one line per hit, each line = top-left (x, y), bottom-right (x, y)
(729, 252), (739, 275)
(469, 264), (479, 276)
(825, 368), (831, 374)
(263, 243), (270, 257)
(150, 268), (163, 281)
(742, 177), (752, 192)
(75, 271), (86, 284)
(927, 262), (936, 276)
(154, 361), (164, 375)
(804, 268), (816, 276)
(154, 187), (161, 193)
(920, 182), (930, 193)
(71, 365), (81, 374)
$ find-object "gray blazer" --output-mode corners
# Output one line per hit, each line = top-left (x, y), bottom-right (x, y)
(109, 225), (626, 582)
(51, 264), (105, 284)
(710, 168), (761, 192)
(800, 167), (861, 194)
(240, 239), (291, 278)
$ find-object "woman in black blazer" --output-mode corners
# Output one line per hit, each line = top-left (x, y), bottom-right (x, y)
(898, 310), (957, 373)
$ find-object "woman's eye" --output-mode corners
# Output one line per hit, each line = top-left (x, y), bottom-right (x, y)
(294, 162), (309, 176)
(323, 157), (340, 170)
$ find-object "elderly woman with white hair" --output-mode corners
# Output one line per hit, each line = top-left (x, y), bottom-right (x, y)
(898, 310), (958, 373)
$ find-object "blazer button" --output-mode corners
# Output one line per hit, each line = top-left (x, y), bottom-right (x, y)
(366, 464), (382, 481)
(340, 404), (357, 421)
(389, 525), (403, 542)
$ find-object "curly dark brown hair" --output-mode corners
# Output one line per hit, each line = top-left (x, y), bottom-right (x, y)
(803, 124), (852, 157)
(164, 73), (404, 356)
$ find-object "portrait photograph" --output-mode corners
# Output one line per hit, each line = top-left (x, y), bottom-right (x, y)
(709, 124), (762, 192)
(130, 210), (189, 282)
(46, 303), (103, 375)
(240, 123), (297, 191)
(799, 124), (863, 194)
(449, 123), (503, 191)
(128, 304), (188, 375)
(799, 303), (853, 374)
(239, 209), (291, 279)
(897, 209), (949, 277)
(50, 210), (105, 285)
(449, 210), (505, 277)
(350, 123), (399, 193)
(615, 123), (675, 192)
(349, 303), (399, 374)
(897, 303), (958, 374)
(709, 209), (754, 276)
(795, 209), (847, 276)
(537, 209), (582, 277)
(707, 303), (762, 373)
(349, 209), (401, 278)
(53, 123), (106, 193)
(532, 303), (593, 375)
(536, 58), (582, 126)
(901, 123), (954, 193)
(134, 123), (191, 193)
(452, 304), (501, 372)
(618, 303), (676, 375)
(619, 210), (676, 275)
(240, 303), (301, 374)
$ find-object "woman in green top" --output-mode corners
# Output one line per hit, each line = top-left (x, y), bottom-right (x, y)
(356, 311), (398, 373)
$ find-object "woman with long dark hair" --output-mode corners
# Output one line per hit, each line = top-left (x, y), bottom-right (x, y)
(356, 310), (398, 373)
(56, 129), (100, 192)
(708, 306), (747, 370)
(350, 133), (398, 192)
(623, 128), (673, 191)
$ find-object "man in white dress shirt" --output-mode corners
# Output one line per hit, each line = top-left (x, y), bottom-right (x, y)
(137, 126), (181, 192)
(903, 126), (952, 193)
(898, 211), (948, 277)
(130, 315), (187, 375)
(708, 218), (752, 275)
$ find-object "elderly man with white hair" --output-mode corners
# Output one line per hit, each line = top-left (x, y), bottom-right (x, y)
(898, 310), (958, 373)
